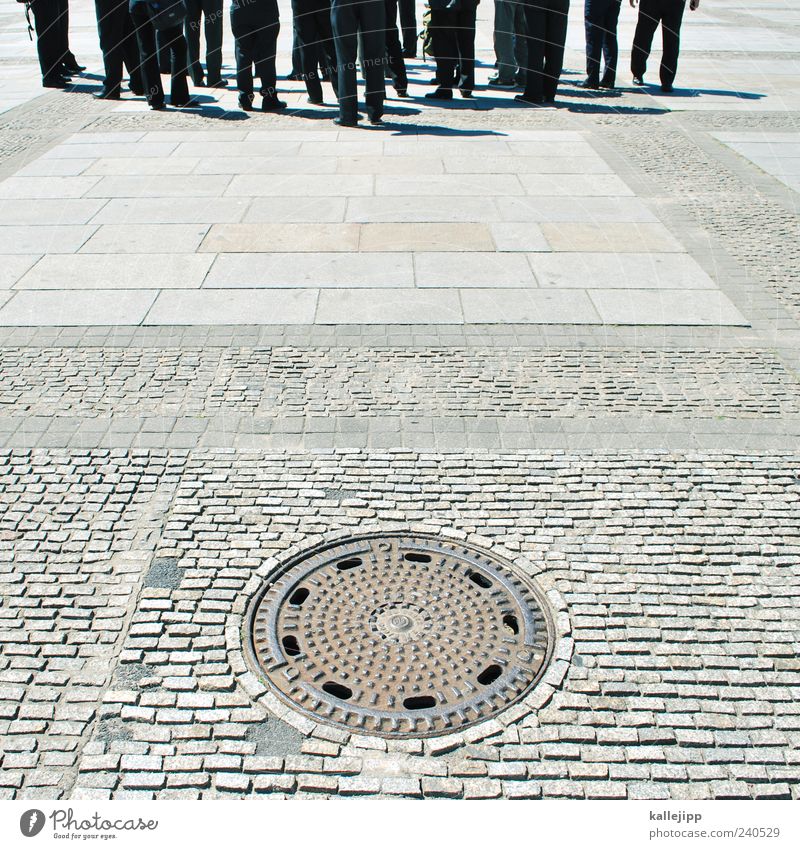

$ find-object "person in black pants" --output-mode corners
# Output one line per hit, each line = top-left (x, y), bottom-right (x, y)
(330, 0), (386, 126)
(631, 0), (699, 92)
(130, 0), (193, 108)
(582, 0), (621, 88)
(384, 0), (409, 96)
(426, 0), (478, 100)
(58, 0), (85, 75)
(230, 0), (285, 111)
(94, 0), (143, 98)
(185, 0), (224, 86)
(28, 0), (83, 87)
(517, 0), (569, 104)
(398, 0), (417, 57)
(292, 0), (338, 104)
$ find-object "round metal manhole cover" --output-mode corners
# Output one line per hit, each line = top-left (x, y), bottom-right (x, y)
(247, 533), (553, 737)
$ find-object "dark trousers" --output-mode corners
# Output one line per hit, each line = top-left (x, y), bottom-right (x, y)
(30, 0), (67, 81)
(384, 0), (408, 90)
(95, 0), (142, 93)
(631, 0), (685, 87)
(292, 0), (338, 101)
(58, 0), (77, 64)
(230, 4), (280, 97)
(521, 0), (569, 102)
(185, 0), (223, 84)
(584, 0), (620, 85)
(331, 0), (386, 121)
(398, 0), (416, 52)
(430, 6), (476, 92)
(131, 4), (190, 105)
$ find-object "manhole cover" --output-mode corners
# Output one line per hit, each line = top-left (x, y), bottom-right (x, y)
(247, 533), (553, 737)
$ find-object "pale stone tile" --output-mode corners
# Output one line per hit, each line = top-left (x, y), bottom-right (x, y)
(243, 197), (346, 223)
(589, 290), (749, 326)
(444, 156), (613, 174)
(0, 225), (97, 254)
(16, 254), (213, 289)
(490, 224), (549, 252)
(382, 140), (513, 157)
(347, 198), (501, 223)
(200, 223), (360, 252)
(90, 198), (249, 224)
(142, 130), (248, 142)
(173, 141), (301, 157)
(0, 199), (107, 225)
(13, 158), (94, 177)
(316, 289), (463, 324)
(43, 142), (179, 159)
(506, 141), (598, 157)
(518, 174), (634, 196)
(297, 141), (386, 157)
(375, 174), (523, 196)
(80, 224), (209, 253)
(225, 174), (373, 196)
(0, 176), (101, 198)
(0, 255), (40, 289)
(0, 290), (157, 326)
(145, 290), (318, 325)
(461, 289), (601, 324)
(359, 223), (494, 251)
(194, 156), (336, 175)
(64, 132), (145, 144)
(497, 197), (658, 223)
(542, 223), (684, 252)
(245, 131), (340, 141)
(530, 253), (718, 289)
(205, 252), (412, 287)
(336, 156), (444, 174)
(83, 158), (201, 176)
(414, 252), (536, 287)
(85, 175), (232, 198)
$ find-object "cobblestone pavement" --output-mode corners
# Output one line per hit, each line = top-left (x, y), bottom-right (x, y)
(1, 0), (800, 801)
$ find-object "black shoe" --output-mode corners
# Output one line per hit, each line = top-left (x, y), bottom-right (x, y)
(287, 72), (302, 81)
(368, 111), (384, 125)
(307, 95), (324, 105)
(334, 116), (359, 127)
(425, 88), (452, 100)
(172, 98), (201, 108)
(661, 83), (674, 93)
(207, 78), (227, 88)
(395, 88), (408, 98)
(598, 78), (615, 90)
(580, 78), (601, 89)
(238, 92), (254, 111)
(487, 76), (515, 88)
(460, 89), (473, 98)
(129, 82), (145, 96)
(149, 100), (166, 110)
(93, 88), (120, 100)
(515, 93), (542, 105)
(42, 76), (69, 89)
(262, 96), (287, 111)
(632, 76), (645, 86)
(62, 60), (85, 74)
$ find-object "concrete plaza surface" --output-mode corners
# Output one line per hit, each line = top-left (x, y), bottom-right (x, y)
(0, 0), (799, 801)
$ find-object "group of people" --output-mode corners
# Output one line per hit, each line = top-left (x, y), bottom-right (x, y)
(24, 0), (701, 125)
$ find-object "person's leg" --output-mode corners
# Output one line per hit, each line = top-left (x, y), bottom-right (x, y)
(398, 0), (416, 55)
(384, 0), (408, 92)
(294, 0), (323, 102)
(456, 6), (476, 93)
(122, 6), (143, 91)
(511, 0), (527, 82)
(659, 0), (684, 88)
(32, 0), (64, 83)
(254, 0), (281, 104)
(331, 0), (360, 121)
(542, 0), (568, 101)
(431, 8), (457, 90)
(630, 0), (659, 81)
(521, 0), (546, 102)
(165, 25), (191, 104)
(131, 5), (165, 105)
(184, 0), (204, 83)
(95, 0), (124, 92)
(493, 0), (516, 83)
(599, 0), (620, 86)
(58, 0), (75, 67)
(359, 0), (387, 118)
(204, 0), (224, 83)
(584, 0), (605, 85)
(315, 5), (339, 96)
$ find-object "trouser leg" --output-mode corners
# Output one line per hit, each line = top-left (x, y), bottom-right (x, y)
(97, 0), (125, 91)
(131, 5), (165, 104)
(521, 1), (546, 102)
(359, 0), (387, 112)
(331, 0), (359, 119)
(384, 0), (408, 90)
(314, 8), (339, 94)
(600, 0), (620, 84)
(584, 0), (607, 84)
(122, 8), (143, 89)
(204, 0), (224, 82)
(253, 13), (280, 97)
(162, 25), (190, 103)
(398, 0), (416, 52)
(512, 1), (527, 79)
(630, 0), (659, 80)
(431, 9), (457, 88)
(184, 0), (203, 81)
(32, 0), (64, 81)
(58, 0), (72, 65)
(455, 7), (476, 91)
(542, 0), (569, 101)
(659, 0), (684, 87)
(295, 1), (323, 101)
(494, 0), (516, 82)
(232, 29), (254, 95)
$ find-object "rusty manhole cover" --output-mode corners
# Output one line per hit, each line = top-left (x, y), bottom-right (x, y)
(247, 533), (553, 737)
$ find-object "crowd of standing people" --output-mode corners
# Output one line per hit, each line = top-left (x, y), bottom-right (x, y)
(22, 0), (701, 126)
